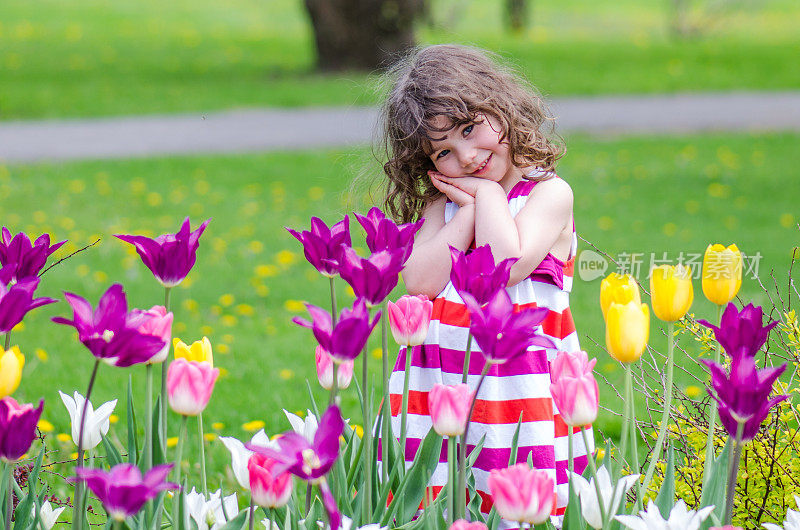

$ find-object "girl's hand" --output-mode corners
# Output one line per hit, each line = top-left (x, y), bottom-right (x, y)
(429, 171), (475, 207)
(434, 174), (501, 197)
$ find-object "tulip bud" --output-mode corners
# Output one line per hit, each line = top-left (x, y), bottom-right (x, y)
(702, 244), (743, 306)
(650, 264), (693, 322)
(138, 306), (173, 364)
(0, 346), (24, 398)
(605, 301), (649, 363)
(600, 273), (640, 320)
(247, 453), (293, 508)
(167, 358), (219, 416)
(315, 346), (354, 391)
(487, 464), (555, 525)
(549, 351), (599, 427)
(387, 295), (434, 346)
(428, 383), (474, 437)
(173, 336), (213, 366)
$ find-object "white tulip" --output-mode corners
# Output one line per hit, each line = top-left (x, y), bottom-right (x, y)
(763, 494), (800, 530)
(615, 500), (714, 530)
(299, 515), (387, 530)
(185, 488), (239, 530)
(58, 390), (117, 450)
(31, 501), (65, 530)
(219, 430), (273, 490)
(283, 409), (318, 442)
(570, 465), (639, 529)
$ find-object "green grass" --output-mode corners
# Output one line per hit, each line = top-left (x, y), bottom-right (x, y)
(4, 131), (799, 490)
(0, 0), (799, 119)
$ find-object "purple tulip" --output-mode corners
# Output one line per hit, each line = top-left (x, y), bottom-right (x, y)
(287, 216), (351, 277)
(293, 298), (380, 362)
(70, 463), (177, 521)
(247, 405), (344, 530)
(0, 228), (65, 281)
(115, 217), (210, 288)
(0, 397), (44, 462)
(354, 207), (424, 264)
(462, 289), (555, 364)
(450, 245), (518, 306)
(337, 246), (405, 306)
(0, 276), (57, 333)
(698, 303), (779, 361)
(703, 355), (788, 441)
(52, 284), (167, 367)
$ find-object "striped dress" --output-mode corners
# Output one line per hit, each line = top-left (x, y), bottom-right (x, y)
(385, 177), (593, 527)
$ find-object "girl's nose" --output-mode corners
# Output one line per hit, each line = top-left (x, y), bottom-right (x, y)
(458, 147), (477, 167)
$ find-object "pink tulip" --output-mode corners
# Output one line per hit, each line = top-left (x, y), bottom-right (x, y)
(166, 358), (219, 416)
(449, 520), (488, 530)
(138, 305), (173, 364)
(549, 350), (599, 427)
(428, 383), (474, 437)
(315, 345), (354, 390)
(247, 453), (293, 508)
(487, 464), (555, 525)
(387, 295), (433, 346)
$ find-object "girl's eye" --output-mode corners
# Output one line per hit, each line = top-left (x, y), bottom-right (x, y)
(436, 149), (449, 160)
(463, 124), (474, 136)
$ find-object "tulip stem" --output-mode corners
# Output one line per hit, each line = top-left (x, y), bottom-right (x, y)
(4, 464), (11, 530)
(146, 364), (154, 471)
(641, 321), (675, 496)
(162, 287), (172, 456)
(702, 304), (724, 490)
(361, 345), (372, 517)
(460, 361), (491, 521)
(328, 278), (339, 405)
(74, 358), (100, 530)
(381, 299), (389, 483)
(581, 427), (607, 528)
(198, 413), (208, 496)
(305, 482), (312, 515)
(248, 497), (255, 530)
(567, 428), (574, 515)
(447, 436), (456, 528)
(329, 277), (338, 324)
(399, 345), (413, 474)
(627, 363), (642, 511)
(3, 333), (9, 351)
(173, 415), (189, 526)
(461, 335), (472, 384)
(724, 421), (745, 525)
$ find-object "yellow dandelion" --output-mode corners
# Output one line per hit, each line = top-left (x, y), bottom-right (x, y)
(200, 325), (213, 336)
(243, 420), (266, 432)
(596, 216), (613, 231)
(33, 210), (48, 223)
(351, 425), (364, 438)
(219, 294), (235, 307)
(371, 348), (382, 360)
(276, 250), (296, 267)
(56, 433), (72, 443)
(182, 276), (194, 287)
(174, 322), (187, 333)
(279, 369), (294, 380)
(222, 334), (234, 344)
(248, 241), (264, 254)
(685, 385), (701, 399)
(256, 285), (270, 297)
(221, 315), (237, 327)
(93, 271), (108, 283)
(212, 422), (225, 430)
(284, 300), (306, 313)
(146, 192), (163, 207)
(217, 344), (230, 354)
(203, 433), (217, 442)
(37, 419), (54, 432)
(195, 180), (210, 195)
(12, 321), (24, 333)
(255, 264), (279, 278)
(236, 304), (254, 316)
(70, 452), (79, 460)
(182, 299), (199, 312)
(109, 414), (119, 424)
(308, 186), (324, 200)
(780, 213), (795, 228)
(34, 348), (48, 362)
(596, 448), (605, 459)
(167, 437), (179, 448)
(218, 368), (229, 379)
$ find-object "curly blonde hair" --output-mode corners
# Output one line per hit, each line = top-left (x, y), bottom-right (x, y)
(380, 44), (564, 223)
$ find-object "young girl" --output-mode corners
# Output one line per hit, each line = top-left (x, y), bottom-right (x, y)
(379, 45), (593, 526)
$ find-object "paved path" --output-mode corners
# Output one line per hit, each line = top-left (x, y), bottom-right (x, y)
(2, 91), (800, 163)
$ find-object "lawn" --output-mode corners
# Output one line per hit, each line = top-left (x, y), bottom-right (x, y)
(4, 130), (798, 490)
(0, 0), (798, 119)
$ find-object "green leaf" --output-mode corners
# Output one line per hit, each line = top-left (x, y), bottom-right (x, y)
(216, 510), (247, 530)
(304, 379), (320, 420)
(127, 376), (139, 464)
(103, 434), (124, 468)
(14, 445), (45, 530)
(507, 412), (524, 466)
(699, 438), (732, 530)
(151, 395), (166, 466)
(654, 443), (675, 519)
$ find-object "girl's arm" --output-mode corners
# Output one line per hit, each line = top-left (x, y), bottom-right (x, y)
(402, 179), (476, 299)
(434, 175), (573, 287)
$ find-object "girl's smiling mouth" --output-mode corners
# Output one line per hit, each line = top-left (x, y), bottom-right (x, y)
(470, 154), (492, 175)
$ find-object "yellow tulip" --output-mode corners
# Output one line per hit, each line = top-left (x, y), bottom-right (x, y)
(605, 301), (650, 363)
(650, 264), (694, 322)
(702, 243), (743, 306)
(0, 346), (25, 398)
(600, 273), (641, 320)
(173, 336), (213, 366)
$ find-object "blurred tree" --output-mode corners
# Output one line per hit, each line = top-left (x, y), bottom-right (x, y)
(304, 0), (427, 71)
(504, 0), (529, 33)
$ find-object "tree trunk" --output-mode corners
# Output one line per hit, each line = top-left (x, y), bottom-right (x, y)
(505, 0), (529, 33)
(303, 0), (425, 72)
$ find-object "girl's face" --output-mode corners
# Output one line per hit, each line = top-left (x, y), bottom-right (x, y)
(427, 113), (519, 188)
